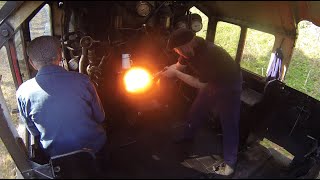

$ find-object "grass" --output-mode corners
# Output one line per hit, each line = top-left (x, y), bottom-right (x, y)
(215, 22), (241, 59)
(285, 21), (320, 100)
(241, 29), (275, 76)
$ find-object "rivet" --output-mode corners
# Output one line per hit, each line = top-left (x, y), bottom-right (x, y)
(54, 166), (61, 172)
(1, 29), (9, 37)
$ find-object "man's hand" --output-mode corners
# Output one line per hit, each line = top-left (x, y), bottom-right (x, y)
(169, 64), (177, 69)
(162, 66), (177, 78)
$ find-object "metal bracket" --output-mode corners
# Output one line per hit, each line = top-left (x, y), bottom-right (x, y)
(0, 21), (14, 48)
(21, 162), (54, 179)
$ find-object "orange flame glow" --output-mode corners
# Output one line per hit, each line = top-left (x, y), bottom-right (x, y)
(124, 67), (152, 94)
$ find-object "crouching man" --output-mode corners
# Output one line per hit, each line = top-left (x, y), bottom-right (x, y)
(162, 28), (242, 177)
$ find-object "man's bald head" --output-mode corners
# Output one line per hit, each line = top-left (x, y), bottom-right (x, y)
(27, 36), (61, 69)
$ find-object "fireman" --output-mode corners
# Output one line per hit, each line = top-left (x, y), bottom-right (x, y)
(162, 28), (242, 177)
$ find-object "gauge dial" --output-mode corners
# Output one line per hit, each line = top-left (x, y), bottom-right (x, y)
(136, 1), (152, 17)
(191, 20), (203, 32)
(176, 21), (188, 29)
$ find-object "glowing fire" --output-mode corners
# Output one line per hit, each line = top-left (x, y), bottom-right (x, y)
(124, 67), (152, 93)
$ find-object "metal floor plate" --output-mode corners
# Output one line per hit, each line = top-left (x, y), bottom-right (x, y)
(103, 110), (273, 178)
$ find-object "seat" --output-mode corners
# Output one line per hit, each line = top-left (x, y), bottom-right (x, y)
(50, 149), (99, 179)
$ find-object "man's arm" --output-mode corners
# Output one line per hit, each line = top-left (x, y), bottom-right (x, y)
(175, 70), (207, 89)
(162, 65), (207, 89)
(167, 55), (188, 72)
(170, 61), (187, 72)
(16, 97), (41, 137)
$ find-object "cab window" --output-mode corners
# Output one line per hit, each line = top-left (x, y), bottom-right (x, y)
(285, 20), (320, 101)
(214, 21), (241, 60)
(240, 28), (275, 76)
(29, 4), (52, 40)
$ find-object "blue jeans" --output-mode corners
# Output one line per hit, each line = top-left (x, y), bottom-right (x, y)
(184, 78), (242, 167)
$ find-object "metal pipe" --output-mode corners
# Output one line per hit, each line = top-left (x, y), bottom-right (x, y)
(79, 47), (88, 74)
(88, 49), (96, 64)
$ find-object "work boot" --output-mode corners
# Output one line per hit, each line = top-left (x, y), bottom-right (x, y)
(210, 161), (235, 178)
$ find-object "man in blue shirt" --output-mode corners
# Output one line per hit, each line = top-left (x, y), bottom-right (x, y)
(16, 36), (107, 160)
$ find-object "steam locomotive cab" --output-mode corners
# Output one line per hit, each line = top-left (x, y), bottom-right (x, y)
(2, 1), (320, 179)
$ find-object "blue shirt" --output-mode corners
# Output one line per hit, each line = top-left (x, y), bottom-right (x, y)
(16, 65), (106, 157)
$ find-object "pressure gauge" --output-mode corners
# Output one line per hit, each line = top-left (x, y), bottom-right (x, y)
(176, 21), (188, 29)
(136, 1), (152, 17)
(191, 20), (203, 32)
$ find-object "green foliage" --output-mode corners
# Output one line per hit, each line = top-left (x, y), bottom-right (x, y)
(285, 21), (320, 100)
(241, 29), (275, 76)
(215, 22), (241, 59)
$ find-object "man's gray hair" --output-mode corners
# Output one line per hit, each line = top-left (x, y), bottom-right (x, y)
(27, 36), (61, 66)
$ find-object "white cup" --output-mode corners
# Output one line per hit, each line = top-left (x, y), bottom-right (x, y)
(68, 58), (79, 70)
(122, 54), (132, 69)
